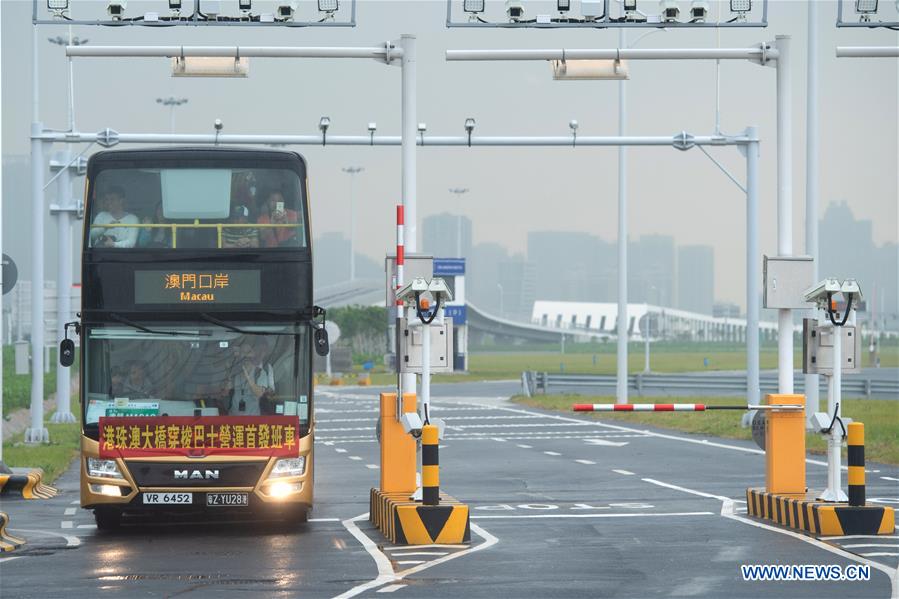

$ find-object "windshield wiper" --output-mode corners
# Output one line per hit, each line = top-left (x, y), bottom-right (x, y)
(110, 313), (211, 336)
(199, 313), (300, 337)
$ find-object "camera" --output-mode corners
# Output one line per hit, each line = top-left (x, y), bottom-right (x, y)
(505, 0), (524, 21)
(802, 278), (842, 307)
(401, 412), (423, 438)
(214, 118), (224, 131)
(395, 277), (454, 306)
(659, 0), (680, 21)
(690, 0), (709, 21)
(107, 1), (127, 19)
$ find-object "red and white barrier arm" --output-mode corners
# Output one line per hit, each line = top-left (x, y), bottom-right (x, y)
(572, 404), (803, 412)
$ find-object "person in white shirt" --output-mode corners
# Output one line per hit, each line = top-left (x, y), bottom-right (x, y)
(90, 187), (139, 248)
(228, 341), (275, 416)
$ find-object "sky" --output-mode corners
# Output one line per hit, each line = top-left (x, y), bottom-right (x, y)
(2, 0), (897, 309)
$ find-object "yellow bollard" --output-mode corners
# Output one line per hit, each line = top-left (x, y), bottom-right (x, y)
(379, 392), (417, 494)
(422, 424), (440, 506)
(847, 423), (865, 507)
(765, 394), (806, 495)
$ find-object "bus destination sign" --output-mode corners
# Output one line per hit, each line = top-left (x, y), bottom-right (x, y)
(135, 269), (261, 304)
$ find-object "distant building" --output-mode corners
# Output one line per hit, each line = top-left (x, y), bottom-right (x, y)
(629, 235), (676, 307)
(498, 255), (537, 321)
(468, 242), (508, 313)
(526, 231), (614, 303)
(313, 232), (380, 288)
(677, 245), (714, 315)
(422, 213), (472, 259)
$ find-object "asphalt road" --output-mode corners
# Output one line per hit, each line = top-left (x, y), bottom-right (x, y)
(1, 382), (897, 598)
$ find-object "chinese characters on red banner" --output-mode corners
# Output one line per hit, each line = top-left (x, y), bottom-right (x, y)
(98, 416), (300, 458)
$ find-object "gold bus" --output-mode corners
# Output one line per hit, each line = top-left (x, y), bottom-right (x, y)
(61, 147), (326, 529)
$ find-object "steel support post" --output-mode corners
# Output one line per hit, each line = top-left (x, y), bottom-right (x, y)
(50, 151), (75, 423)
(805, 6), (820, 422)
(745, 127), (761, 406)
(616, 28), (629, 404)
(775, 35), (794, 395)
(400, 34), (417, 401)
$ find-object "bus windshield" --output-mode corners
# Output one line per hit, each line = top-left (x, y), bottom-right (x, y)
(88, 167), (307, 249)
(83, 323), (310, 429)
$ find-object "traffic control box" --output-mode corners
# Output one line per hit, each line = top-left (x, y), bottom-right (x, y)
(765, 394), (805, 495)
(379, 392), (417, 494)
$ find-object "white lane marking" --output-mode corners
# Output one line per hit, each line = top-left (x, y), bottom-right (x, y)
(860, 552), (899, 557)
(543, 451), (561, 456)
(389, 551), (449, 557)
(335, 448), (348, 453)
(491, 438), (507, 442)
(575, 459), (596, 465)
(16, 529), (81, 548)
(641, 478), (734, 503)
(843, 544), (899, 549)
(0, 556), (23, 563)
(881, 476), (899, 482)
(376, 585), (406, 593)
(61, 521), (73, 529)
(613, 469), (635, 476)
(70, 500), (79, 505)
(309, 518), (341, 522)
(583, 439), (629, 447)
(396, 560), (425, 565)
(821, 535), (899, 540)
(337, 517), (497, 599)
(471, 511), (714, 520)
(516, 444), (532, 449)
(64, 508), (76, 516)
(384, 544), (469, 551)
(366, 464), (379, 470)
(77, 524), (97, 530)
(348, 456), (362, 461)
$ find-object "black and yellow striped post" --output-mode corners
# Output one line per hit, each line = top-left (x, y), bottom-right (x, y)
(422, 424), (439, 506)
(848, 422), (865, 507)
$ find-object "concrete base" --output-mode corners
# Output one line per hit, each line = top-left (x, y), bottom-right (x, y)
(370, 488), (470, 545)
(0, 468), (59, 500)
(747, 488), (895, 536)
(24, 427), (50, 444)
(50, 411), (77, 424)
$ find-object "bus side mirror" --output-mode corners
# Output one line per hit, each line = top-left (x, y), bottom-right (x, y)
(59, 338), (76, 367)
(314, 327), (329, 357)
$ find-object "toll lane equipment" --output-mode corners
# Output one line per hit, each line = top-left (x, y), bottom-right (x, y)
(422, 424), (439, 506)
(573, 403), (803, 412)
(847, 423), (865, 507)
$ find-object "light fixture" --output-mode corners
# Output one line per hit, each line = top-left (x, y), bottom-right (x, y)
(557, 0), (571, 12)
(659, 0), (680, 21)
(463, 0), (485, 13)
(552, 59), (629, 80)
(47, 0), (69, 14)
(87, 457), (124, 479)
(277, 1), (297, 20)
(506, 0), (524, 21)
(855, 0), (878, 20)
(367, 122), (377, 133)
(168, 0), (181, 10)
(107, 1), (127, 19)
(318, 0), (339, 12)
(624, 0), (638, 10)
(89, 484), (124, 497)
(464, 118), (475, 147)
(729, 0), (751, 14)
(239, 0), (252, 12)
(172, 57), (249, 78)
(269, 457), (306, 478)
(569, 119), (578, 132)
(690, 0), (709, 21)
(417, 123), (427, 133)
(266, 480), (302, 498)
(319, 116), (331, 133)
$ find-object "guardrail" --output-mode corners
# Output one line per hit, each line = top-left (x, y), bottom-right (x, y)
(522, 371), (899, 399)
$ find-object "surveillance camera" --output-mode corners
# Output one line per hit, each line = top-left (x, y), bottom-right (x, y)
(802, 278), (842, 306)
(319, 116), (331, 133)
(396, 277), (454, 304)
(107, 0), (127, 19)
(505, 0), (524, 21)
(659, 0), (680, 21)
(569, 119), (578, 131)
(690, 0), (709, 21)
(214, 119), (223, 131)
(367, 122), (377, 133)
(276, 1), (297, 20)
(464, 117), (476, 133)
(418, 123), (427, 133)
(840, 279), (863, 302)
(401, 412), (424, 438)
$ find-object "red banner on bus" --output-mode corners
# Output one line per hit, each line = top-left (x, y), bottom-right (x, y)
(98, 416), (300, 458)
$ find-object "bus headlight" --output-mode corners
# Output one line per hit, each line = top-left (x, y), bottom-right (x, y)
(87, 458), (124, 480)
(89, 483), (124, 497)
(266, 480), (302, 498)
(268, 457), (305, 478)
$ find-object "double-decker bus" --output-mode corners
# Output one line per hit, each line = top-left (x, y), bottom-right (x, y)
(61, 147), (325, 529)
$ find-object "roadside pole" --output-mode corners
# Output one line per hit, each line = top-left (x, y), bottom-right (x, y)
(775, 35), (794, 396)
(804, 0), (820, 423)
(745, 126), (760, 406)
(50, 151), (76, 423)
(616, 27), (629, 404)
(400, 35), (417, 403)
(0, 8), (6, 467)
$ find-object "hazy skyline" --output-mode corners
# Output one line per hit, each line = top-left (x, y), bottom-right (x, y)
(2, 0), (897, 309)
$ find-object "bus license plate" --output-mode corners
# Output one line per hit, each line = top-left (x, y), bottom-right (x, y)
(206, 493), (248, 507)
(143, 492), (192, 505)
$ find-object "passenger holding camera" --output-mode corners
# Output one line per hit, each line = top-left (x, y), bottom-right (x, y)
(258, 190), (299, 248)
(90, 187), (139, 248)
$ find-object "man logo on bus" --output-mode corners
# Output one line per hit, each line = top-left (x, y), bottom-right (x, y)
(174, 469), (220, 480)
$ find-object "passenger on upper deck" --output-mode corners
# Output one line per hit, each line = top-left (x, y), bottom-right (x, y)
(90, 186), (139, 248)
(222, 204), (260, 249)
(258, 189), (299, 248)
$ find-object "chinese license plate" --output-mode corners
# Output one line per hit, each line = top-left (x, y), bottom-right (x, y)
(143, 492), (192, 505)
(206, 492), (249, 507)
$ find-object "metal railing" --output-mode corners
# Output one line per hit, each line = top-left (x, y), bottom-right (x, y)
(522, 371), (899, 399)
(89, 222), (298, 249)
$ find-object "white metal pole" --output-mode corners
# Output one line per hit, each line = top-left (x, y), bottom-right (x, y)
(421, 319), (431, 421)
(349, 173), (356, 281)
(775, 35), (794, 396)
(0, 7), (5, 465)
(836, 46), (899, 57)
(400, 35), (417, 400)
(27, 25), (48, 444)
(805, 4), (820, 422)
(616, 27), (629, 405)
(820, 323), (847, 502)
(51, 152), (75, 423)
(644, 303), (650, 373)
(746, 127), (761, 406)
(66, 26), (75, 131)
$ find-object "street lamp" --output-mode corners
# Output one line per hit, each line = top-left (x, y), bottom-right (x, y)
(448, 187), (469, 257)
(47, 32), (88, 131)
(341, 166), (364, 281)
(156, 96), (188, 133)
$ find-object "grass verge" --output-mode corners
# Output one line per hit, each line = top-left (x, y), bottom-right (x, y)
(514, 394), (899, 465)
(3, 422), (81, 483)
